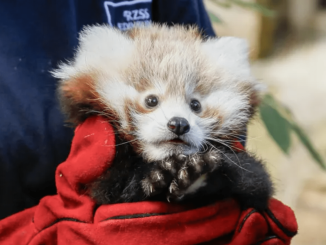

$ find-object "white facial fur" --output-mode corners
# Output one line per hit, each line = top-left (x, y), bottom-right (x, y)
(133, 91), (209, 160)
(54, 25), (258, 162)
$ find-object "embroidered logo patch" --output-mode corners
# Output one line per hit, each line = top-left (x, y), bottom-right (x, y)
(104, 0), (152, 31)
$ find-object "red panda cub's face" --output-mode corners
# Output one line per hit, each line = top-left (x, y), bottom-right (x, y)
(54, 25), (260, 162)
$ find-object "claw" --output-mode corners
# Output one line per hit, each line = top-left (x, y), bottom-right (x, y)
(205, 150), (221, 170)
(189, 155), (202, 166)
(210, 156), (217, 161)
(188, 155), (202, 173)
(141, 179), (154, 196)
(166, 194), (184, 203)
(150, 170), (163, 182)
(161, 160), (172, 170)
(190, 156), (198, 165)
(169, 180), (179, 193)
(176, 154), (187, 162)
(167, 196), (171, 202)
(178, 167), (188, 180)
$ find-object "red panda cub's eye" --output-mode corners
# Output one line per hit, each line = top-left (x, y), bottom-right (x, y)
(190, 99), (201, 113)
(145, 95), (159, 108)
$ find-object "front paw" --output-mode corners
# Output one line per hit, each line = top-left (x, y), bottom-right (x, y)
(140, 162), (173, 197)
(166, 150), (222, 201)
(140, 150), (222, 201)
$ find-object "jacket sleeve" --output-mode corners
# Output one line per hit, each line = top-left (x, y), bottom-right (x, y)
(152, 0), (216, 37)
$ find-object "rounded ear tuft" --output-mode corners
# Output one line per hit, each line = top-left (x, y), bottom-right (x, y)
(57, 74), (103, 125)
(52, 25), (134, 81)
(201, 36), (251, 79)
(52, 25), (135, 124)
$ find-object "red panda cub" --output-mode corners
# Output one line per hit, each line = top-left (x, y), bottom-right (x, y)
(53, 25), (273, 211)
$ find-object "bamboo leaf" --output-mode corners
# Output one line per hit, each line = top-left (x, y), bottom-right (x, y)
(260, 94), (326, 170)
(259, 98), (291, 154)
(291, 123), (326, 169)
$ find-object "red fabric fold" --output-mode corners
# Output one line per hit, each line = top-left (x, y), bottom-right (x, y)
(0, 116), (298, 245)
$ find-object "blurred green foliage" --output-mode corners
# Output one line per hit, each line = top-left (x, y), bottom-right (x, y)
(260, 95), (326, 169)
(208, 0), (326, 169)
(259, 95), (291, 154)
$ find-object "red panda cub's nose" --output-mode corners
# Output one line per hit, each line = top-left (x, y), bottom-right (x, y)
(167, 117), (190, 136)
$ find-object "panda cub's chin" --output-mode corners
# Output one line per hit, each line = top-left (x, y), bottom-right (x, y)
(141, 141), (197, 162)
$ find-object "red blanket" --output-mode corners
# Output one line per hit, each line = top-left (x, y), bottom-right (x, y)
(0, 116), (297, 245)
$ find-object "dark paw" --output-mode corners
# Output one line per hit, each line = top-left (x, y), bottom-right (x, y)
(141, 169), (166, 196)
(166, 150), (222, 201)
(140, 150), (223, 201)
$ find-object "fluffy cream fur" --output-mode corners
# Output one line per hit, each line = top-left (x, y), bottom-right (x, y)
(53, 24), (259, 161)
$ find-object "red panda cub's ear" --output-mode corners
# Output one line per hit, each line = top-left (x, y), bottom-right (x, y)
(201, 37), (251, 78)
(56, 74), (102, 125)
(53, 25), (135, 125)
(200, 37), (263, 114)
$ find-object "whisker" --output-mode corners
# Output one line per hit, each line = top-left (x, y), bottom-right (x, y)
(205, 137), (241, 166)
(102, 138), (139, 147)
(204, 140), (252, 172)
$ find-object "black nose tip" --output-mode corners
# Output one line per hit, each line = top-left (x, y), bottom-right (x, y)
(167, 117), (190, 136)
